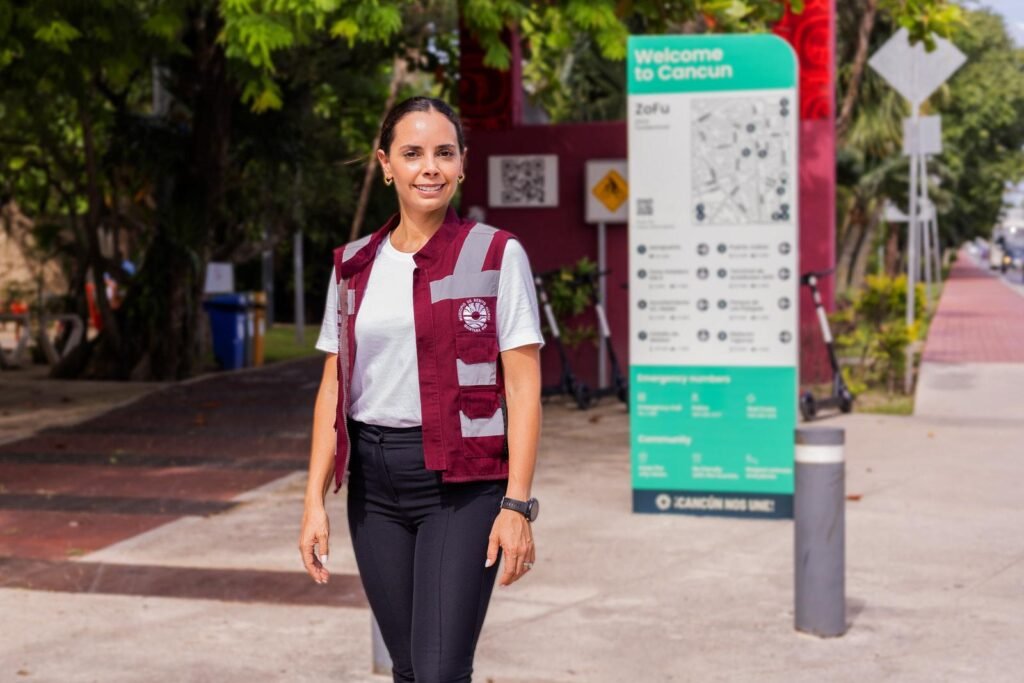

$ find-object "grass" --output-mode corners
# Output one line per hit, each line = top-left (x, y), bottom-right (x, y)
(802, 381), (915, 416)
(263, 324), (322, 363)
(851, 389), (914, 415)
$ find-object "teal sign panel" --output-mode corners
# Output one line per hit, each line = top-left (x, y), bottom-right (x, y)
(628, 34), (799, 518)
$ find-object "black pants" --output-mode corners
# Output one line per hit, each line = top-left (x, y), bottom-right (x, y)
(346, 419), (504, 683)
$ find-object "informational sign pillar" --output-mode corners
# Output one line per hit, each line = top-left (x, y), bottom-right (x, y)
(628, 35), (799, 518)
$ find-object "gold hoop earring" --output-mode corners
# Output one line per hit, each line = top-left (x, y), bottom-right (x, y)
(383, 175), (393, 186)
(457, 174), (465, 184)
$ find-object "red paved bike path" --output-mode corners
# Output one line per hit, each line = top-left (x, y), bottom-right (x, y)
(0, 358), (367, 608)
(921, 253), (1024, 364)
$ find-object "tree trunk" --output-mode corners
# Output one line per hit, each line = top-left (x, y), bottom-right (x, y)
(848, 202), (884, 288)
(83, 8), (232, 380)
(885, 222), (902, 276)
(349, 57), (407, 242)
(836, 0), (879, 143)
(836, 199), (865, 289)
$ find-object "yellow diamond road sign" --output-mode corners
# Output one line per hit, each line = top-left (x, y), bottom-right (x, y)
(592, 169), (629, 213)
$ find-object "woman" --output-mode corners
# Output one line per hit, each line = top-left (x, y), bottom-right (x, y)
(299, 96), (544, 683)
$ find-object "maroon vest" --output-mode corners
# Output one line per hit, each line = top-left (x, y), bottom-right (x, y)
(331, 207), (515, 491)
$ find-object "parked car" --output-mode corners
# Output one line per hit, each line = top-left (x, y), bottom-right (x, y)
(1003, 231), (1024, 272)
(1004, 242), (1024, 271)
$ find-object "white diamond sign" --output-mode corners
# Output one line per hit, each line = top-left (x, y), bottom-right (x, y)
(868, 28), (966, 105)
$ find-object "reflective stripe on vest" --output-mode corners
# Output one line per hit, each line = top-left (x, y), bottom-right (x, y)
(437, 223), (506, 440)
(430, 224), (500, 303)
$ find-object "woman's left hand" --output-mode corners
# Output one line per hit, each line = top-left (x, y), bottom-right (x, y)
(485, 509), (536, 586)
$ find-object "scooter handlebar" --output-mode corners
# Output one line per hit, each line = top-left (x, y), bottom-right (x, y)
(800, 268), (835, 285)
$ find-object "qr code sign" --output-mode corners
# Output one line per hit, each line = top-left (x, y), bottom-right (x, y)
(637, 198), (653, 216)
(488, 155), (558, 208)
(500, 158), (546, 204)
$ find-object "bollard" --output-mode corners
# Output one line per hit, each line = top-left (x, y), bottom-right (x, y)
(371, 615), (392, 675)
(794, 426), (846, 637)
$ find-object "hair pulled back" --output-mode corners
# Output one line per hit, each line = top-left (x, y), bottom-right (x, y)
(379, 96), (466, 156)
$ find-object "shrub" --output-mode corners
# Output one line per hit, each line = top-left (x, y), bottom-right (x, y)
(832, 274), (925, 394)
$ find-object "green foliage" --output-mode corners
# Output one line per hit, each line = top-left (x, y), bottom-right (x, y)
(519, 0), (960, 124)
(932, 9), (1024, 242)
(220, 0), (410, 110)
(8, 0), (976, 381)
(880, 0), (963, 48)
(519, 0), (789, 122)
(834, 1), (1000, 287)
(855, 273), (925, 327)
(542, 256), (598, 350)
(832, 275), (926, 394)
(0, 0), (410, 379)
(33, 19), (81, 51)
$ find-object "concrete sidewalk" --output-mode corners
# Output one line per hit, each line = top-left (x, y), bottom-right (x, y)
(0, 364), (166, 447)
(916, 250), (1024, 421)
(2, 330), (1023, 680)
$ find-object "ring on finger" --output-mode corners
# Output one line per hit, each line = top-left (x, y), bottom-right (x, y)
(523, 561), (534, 570)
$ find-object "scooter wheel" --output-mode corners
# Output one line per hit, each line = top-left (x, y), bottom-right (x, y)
(839, 389), (854, 414)
(573, 382), (593, 410)
(799, 392), (817, 421)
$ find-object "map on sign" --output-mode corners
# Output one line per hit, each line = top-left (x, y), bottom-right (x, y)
(691, 96), (793, 225)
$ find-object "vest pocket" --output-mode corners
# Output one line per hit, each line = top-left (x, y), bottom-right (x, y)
(459, 386), (506, 457)
(455, 331), (498, 386)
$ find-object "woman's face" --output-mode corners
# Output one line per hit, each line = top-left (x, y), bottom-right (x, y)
(377, 109), (465, 217)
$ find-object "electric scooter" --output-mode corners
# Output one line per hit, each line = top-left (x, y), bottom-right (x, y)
(580, 269), (628, 405)
(799, 269), (854, 420)
(535, 272), (592, 410)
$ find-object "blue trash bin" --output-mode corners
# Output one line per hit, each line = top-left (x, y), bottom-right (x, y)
(203, 294), (250, 370)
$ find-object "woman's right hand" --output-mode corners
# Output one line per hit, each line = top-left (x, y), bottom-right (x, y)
(299, 504), (331, 584)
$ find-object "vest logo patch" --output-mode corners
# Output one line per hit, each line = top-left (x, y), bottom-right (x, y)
(459, 298), (491, 332)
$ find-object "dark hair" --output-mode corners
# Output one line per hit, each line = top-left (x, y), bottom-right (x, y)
(379, 96), (466, 155)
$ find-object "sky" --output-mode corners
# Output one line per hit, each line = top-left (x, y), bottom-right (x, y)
(965, 0), (1024, 46)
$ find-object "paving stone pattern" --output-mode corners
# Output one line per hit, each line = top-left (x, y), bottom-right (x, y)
(0, 358), (350, 605)
(922, 254), (1024, 363)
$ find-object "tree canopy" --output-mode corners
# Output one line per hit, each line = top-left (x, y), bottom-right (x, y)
(0, 0), (1012, 380)
(833, 3), (1024, 287)
(0, 0), (807, 380)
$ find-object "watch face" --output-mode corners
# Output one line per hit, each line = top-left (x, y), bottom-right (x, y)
(528, 498), (539, 522)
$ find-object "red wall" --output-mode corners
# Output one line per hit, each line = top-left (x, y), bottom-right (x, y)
(461, 123), (628, 392)
(776, 0), (836, 383)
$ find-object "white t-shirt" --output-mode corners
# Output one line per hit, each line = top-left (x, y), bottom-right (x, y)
(316, 231), (544, 427)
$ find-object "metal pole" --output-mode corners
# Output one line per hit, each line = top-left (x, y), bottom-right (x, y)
(262, 224), (275, 326)
(597, 221), (608, 390)
(371, 615), (392, 675)
(794, 426), (846, 638)
(294, 231), (305, 346)
(152, 61), (169, 116)
(928, 154), (943, 282)
(919, 153), (933, 304)
(904, 103), (920, 394)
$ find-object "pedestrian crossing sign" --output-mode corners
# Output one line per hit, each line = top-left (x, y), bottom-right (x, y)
(592, 169), (629, 213)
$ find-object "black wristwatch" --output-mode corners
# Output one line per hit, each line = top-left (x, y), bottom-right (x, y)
(500, 496), (539, 522)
